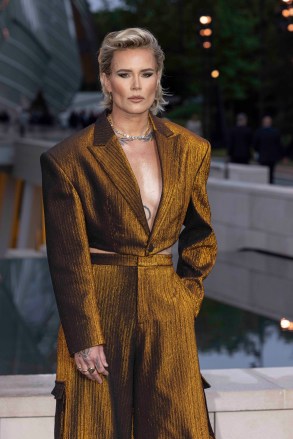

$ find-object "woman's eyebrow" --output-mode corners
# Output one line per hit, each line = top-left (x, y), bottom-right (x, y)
(116, 68), (155, 72)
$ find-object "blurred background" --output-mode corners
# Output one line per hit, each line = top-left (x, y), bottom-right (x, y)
(0, 0), (293, 376)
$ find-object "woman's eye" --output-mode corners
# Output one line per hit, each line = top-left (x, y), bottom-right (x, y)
(118, 73), (129, 78)
(143, 72), (154, 77)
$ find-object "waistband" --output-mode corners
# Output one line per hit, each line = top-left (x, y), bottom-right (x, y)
(90, 253), (173, 267)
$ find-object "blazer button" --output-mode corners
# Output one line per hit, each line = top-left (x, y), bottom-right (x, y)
(148, 243), (154, 252)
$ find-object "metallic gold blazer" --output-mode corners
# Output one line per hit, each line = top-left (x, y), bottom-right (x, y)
(40, 111), (217, 356)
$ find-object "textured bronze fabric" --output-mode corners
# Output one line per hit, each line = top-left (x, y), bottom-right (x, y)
(40, 111), (217, 438)
(53, 254), (214, 439)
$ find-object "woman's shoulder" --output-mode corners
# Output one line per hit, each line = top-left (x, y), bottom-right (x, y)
(162, 118), (210, 152)
(42, 123), (95, 165)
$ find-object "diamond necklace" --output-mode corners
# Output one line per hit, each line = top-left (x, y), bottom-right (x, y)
(107, 115), (154, 142)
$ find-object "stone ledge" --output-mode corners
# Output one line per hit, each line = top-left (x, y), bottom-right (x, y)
(0, 368), (292, 418)
(208, 177), (293, 198)
(204, 367), (293, 412)
(0, 375), (55, 418)
(210, 162), (269, 184)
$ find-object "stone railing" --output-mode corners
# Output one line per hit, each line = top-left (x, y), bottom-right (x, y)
(208, 178), (293, 257)
(0, 368), (292, 439)
(210, 161), (269, 184)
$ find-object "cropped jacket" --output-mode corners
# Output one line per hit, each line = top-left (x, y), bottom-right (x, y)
(40, 111), (217, 355)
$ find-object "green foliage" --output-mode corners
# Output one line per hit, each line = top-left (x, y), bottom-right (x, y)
(214, 0), (261, 100)
(166, 102), (201, 120)
(93, 0), (206, 97)
(92, 0), (293, 135)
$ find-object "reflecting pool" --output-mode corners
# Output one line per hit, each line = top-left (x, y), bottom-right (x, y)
(0, 257), (59, 375)
(197, 298), (293, 369)
(199, 250), (293, 369)
(0, 252), (292, 375)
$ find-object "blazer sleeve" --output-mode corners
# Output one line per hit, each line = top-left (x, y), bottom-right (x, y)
(40, 151), (105, 355)
(176, 141), (217, 317)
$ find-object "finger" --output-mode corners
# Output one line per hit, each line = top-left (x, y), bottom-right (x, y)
(99, 348), (109, 368)
(91, 369), (103, 384)
(82, 358), (102, 383)
(76, 357), (95, 380)
(74, 354), (82, 370)
(79, 367), (94, 380)
(84, 370), (95, 381)
(75, 360), (83, 371)
(95, 355), (109, 376)
(87, 364), (103, 383)
(77, 356), (88, 370)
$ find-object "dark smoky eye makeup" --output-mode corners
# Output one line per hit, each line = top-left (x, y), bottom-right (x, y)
(116, 69), (155, 76)
(115, 70), (130, 77)
(117, 72), (129, 77)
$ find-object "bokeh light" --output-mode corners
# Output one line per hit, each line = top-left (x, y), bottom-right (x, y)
(211, 70), (220, 78)
(199, 16), (212, 25)
(202, 41), (211, 49)
(280, 318), (293, 330)
(200, 29), (212, 37)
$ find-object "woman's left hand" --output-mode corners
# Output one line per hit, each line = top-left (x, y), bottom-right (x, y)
(74, 344), (109, 383)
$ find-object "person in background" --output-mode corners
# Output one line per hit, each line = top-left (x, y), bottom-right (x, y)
(253, 115), (284, 184)
(227, 113), (252, 164)
(283, 135), (293, 163)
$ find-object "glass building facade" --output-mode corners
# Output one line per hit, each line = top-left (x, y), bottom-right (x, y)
(0, 0), (86, 114)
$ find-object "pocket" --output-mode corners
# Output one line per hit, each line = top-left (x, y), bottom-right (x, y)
(173, 273), (196, 315)
(51, 381), (66, 439)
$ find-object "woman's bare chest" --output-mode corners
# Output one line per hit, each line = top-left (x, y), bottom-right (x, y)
(121, 140), (162, 229)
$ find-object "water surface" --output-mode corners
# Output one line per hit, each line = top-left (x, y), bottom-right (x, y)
(0, 253), (292, 374)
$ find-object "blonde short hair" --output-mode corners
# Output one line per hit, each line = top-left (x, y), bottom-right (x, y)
(98, 28), (168, 114)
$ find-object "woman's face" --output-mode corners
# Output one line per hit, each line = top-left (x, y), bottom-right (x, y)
(102, 48), (160, 116)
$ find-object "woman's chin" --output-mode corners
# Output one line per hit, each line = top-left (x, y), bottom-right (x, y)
(113, 101), (153, 116)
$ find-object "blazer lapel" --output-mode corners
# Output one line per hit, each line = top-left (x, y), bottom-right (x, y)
(88, 112), (150, 234)
(88, 111), (180, 240)
(149, 115), (180, 241)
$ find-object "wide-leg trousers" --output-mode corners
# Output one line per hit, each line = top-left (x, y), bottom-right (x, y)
(52, 253), (215, 439)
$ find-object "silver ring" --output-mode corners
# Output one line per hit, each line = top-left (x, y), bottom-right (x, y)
(88, 367), (96, 374)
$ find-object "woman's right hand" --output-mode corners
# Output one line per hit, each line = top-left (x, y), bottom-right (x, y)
(74, 345), (109, 383)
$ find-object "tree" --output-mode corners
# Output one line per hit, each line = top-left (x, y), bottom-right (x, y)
(92, 0), (293, 136)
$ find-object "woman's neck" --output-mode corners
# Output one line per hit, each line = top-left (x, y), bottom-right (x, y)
(109, 109), (150, 136)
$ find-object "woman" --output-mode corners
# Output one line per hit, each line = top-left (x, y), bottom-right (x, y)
(41, 28), (217, 439)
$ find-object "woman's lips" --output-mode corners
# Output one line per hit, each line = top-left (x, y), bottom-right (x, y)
(128, 96), (144, 102)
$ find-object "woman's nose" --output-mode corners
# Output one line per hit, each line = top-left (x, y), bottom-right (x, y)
(131, 76), (141, 90)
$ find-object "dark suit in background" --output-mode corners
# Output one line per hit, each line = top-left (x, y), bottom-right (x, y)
(253, 116), (283, 184)
(227, 113), (252, 164)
